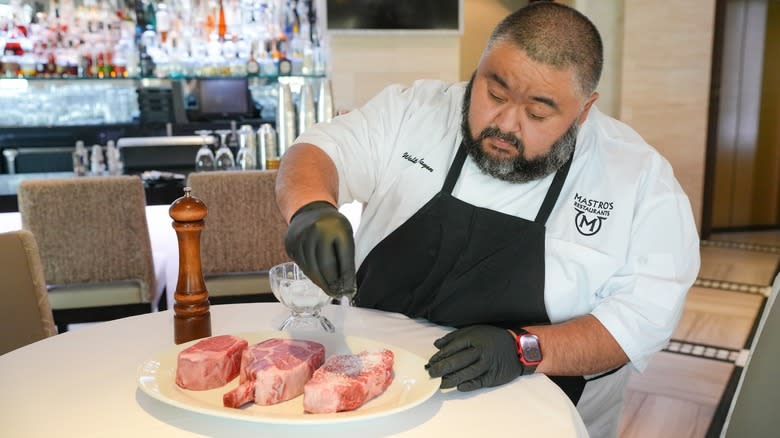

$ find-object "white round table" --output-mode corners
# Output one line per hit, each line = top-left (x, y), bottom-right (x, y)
(0, 303), (588, 437)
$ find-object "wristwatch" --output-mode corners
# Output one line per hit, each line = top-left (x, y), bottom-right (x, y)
(512, 328), (543, 374)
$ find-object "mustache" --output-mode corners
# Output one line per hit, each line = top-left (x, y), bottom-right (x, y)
(475, 127), (522, 150)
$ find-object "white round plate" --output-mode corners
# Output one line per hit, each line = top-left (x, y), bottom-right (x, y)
(137, 331), (441, 424)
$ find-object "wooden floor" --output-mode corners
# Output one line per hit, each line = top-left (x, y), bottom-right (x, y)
(617, 230), (780, 438)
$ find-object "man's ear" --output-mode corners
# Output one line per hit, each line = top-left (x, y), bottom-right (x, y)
(578, 92), (599, 126)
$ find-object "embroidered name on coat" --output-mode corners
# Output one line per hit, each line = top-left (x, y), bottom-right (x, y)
(573, 193), (614, 236)
(402, 152), (434, 172)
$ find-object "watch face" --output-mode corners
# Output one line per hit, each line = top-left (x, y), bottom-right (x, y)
(520, 335), (542, 363)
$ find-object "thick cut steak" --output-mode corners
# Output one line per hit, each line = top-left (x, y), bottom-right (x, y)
(303, 349), (394, 414)
(223, 338), (325, 408)
(176, 335), (249, 390)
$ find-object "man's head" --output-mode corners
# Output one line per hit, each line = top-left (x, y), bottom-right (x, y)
(462, 2), (603, 183)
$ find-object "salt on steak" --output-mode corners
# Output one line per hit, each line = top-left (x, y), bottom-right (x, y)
(303, 349), (394, 414)
(176, 335), (249, 390)
(223, 338), (325, 408)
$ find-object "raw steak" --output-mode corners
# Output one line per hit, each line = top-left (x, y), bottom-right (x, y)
(303, 349), (394, 414)
(223, 338), (325, 408)
(176, 335), (249, 390)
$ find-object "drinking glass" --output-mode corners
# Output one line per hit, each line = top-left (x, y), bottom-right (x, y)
(194, 130), (215, 171)
(195, 144), (216, 171)
(214, 129), (236, 170)
(269, 262), (335, 333)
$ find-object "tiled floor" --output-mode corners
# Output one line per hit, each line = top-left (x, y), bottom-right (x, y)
(617, 230), (780, 438)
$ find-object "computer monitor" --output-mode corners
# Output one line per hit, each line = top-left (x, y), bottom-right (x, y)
(196, 78), (256, 120)
(326, 0), (462, 33)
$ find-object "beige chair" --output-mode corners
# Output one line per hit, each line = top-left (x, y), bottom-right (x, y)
(721, 272), (780, 437)
(186, 170), (289, 303)
(17, 176), (155, 332)
(0, 230), (57, 355)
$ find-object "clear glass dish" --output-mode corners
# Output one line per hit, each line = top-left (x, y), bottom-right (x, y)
(269, 262), (334, 333)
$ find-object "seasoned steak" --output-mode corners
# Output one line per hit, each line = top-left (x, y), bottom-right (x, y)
(223, 338), (325, 408)
(303, 349), (394, 414)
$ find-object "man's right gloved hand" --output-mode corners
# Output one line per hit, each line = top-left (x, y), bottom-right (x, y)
(284, 201), (357, 298)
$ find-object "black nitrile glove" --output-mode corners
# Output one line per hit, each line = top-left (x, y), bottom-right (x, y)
(425, 325), (523, 391)
(284, 201), (357, 298)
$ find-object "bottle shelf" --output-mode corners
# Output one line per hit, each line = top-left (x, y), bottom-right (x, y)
(0, 74), (327, 82)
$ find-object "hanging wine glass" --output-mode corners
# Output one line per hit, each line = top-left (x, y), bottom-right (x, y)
(194, 130), (215, 171)
(214, 129), (236, 170)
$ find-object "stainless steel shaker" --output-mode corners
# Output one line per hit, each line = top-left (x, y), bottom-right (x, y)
(258, 123), (279, 169)
(298, 83), (316, 135)
(237, 124), (257, 170)
(276, 83), (296, 158)
(317, 79), (334, 123)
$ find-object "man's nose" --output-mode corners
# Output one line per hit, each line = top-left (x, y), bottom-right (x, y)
(493, 105), (521, 135)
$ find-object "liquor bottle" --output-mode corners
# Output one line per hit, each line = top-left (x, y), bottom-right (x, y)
(145, 0), (157, 31)
(139, 26), (156, 77)
(308, 0), (318, 43)
(297, 0), (310, 43)
(156, 2), (171, 43)
(245, 40), (260, 76)
(277, 40), (292, 76)
(204, 0), (217, 38)
(217, 0), (227, 41)
(284, 0), (299, 41)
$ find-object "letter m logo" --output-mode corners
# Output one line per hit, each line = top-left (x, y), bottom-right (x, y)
(575, 209), (603, 236)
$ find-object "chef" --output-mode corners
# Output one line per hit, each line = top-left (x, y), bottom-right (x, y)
(275, 3), (700, 437)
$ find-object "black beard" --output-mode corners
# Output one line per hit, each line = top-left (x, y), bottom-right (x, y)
(460, 75), (578, 183)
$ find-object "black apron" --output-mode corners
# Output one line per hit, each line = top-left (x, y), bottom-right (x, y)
(355, 142), (587, 404)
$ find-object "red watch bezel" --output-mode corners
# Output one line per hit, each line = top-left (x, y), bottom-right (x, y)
(515, 331), (543, 367)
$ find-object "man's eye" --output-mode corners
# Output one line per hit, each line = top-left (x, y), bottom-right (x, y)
(488, 91), (506, 103)
(528, 112), (546, 121)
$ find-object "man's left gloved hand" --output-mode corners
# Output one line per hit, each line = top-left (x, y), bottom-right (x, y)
(425, 325), (524, 391)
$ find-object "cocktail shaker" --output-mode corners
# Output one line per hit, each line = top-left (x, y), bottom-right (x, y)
(237, 124), (257, 170)
(298, 83), (316, 135)
(276, 83), (296, 157)
(258, 123), (279, 169)
(317, 79), (334, 123)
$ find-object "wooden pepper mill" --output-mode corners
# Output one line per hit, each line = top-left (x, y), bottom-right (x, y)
(170, 186), (212, 344)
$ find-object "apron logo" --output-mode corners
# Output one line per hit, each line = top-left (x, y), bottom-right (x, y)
(402, 152), (434, 173)
(573, 193), (614, 236)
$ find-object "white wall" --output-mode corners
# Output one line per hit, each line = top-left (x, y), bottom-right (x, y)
(324, 0), (527, 111)
(619, 0), (717, 229)
(570, 0), (624, 118)
(327, 34), (460, 111)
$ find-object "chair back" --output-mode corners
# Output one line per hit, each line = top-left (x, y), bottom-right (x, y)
(0, 230), (57, 355)
(186, 170), (289, 282)
(721, 272), (780, 437)
(17, 176), (156, 302)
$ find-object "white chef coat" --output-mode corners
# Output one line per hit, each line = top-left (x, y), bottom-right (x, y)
(295, 79), (700, 436)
